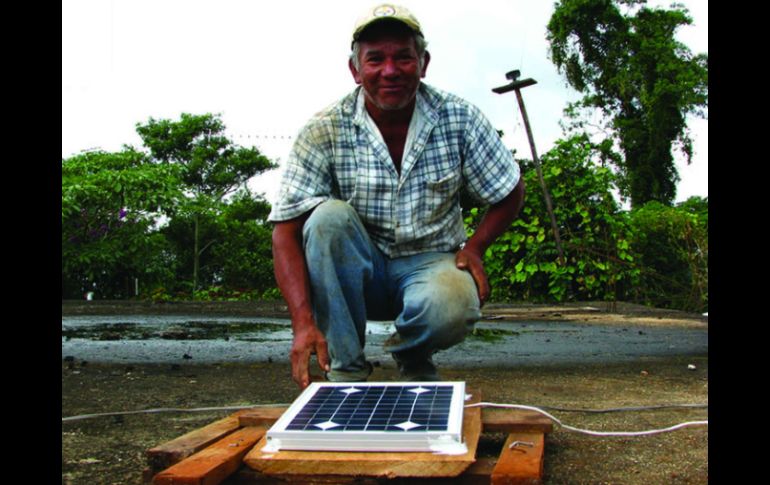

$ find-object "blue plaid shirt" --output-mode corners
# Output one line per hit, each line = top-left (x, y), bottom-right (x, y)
(268, 83), (520, 258)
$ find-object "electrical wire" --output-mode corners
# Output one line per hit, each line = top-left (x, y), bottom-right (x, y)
(62, 400), (708, 431)
(61, 403), (290, 423)
(532, 403), (708, 413)
(465, 402), (708, 437)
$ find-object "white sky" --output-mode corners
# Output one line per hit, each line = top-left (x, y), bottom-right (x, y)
(62, 0), (707, 204)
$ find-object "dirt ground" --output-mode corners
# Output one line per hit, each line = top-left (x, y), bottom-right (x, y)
(61, 301), (708, 484)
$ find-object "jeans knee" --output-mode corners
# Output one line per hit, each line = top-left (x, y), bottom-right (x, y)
(303, 200), (360, 246)
(400, 264), (481, 350)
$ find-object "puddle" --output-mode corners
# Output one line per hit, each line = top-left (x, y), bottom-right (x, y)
(61, 315), (707, 366)
(61, 320), (290, 341)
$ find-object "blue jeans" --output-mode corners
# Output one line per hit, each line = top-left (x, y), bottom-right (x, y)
(302, 200), (481, 381)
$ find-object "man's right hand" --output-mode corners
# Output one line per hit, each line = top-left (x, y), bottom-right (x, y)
(273, 214), (330, 390)
(290, 323), (331, 389)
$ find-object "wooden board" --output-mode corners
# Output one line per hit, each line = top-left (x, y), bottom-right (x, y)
(152, 426), (267, 485)
(237, 407), (290, 427)
(490, 432), (545, 485)
(223, 457), (498, 485)
(481, 409), (553, 434)
(146, 409), (252, 472)
(242, 391), (483, 478)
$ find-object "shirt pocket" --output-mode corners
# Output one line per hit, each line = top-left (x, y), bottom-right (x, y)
(420, 171), (461, 224)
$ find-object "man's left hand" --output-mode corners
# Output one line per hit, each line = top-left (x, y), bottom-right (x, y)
(455, 248), (490, 306)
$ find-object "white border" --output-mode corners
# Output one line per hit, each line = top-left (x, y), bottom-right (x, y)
(265, 381), (466, 452)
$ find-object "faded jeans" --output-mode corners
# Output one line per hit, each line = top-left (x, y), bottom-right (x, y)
(302, 200), (481, 381)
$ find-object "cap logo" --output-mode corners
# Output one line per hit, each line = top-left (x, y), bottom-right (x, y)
(373, 5), (396, 17)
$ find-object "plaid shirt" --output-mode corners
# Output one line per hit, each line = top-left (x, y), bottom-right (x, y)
(268, 82), (520, 258)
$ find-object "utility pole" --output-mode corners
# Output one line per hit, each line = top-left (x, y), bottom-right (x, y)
(493, 70), (565, 265)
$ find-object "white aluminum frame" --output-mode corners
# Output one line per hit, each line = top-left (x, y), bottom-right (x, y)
(264, 381), (466, 453)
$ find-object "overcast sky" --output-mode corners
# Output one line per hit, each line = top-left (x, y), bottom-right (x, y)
(62, 0), (707, 204)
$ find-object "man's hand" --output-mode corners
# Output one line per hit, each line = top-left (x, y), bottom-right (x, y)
(456, 179), (525, 307)
(290, 324), (331, 389)
(455, 248), (490, 306)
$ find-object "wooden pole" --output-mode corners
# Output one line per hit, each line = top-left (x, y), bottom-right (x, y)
(493, 71), (566, 265)
(513, 89), (566, 265)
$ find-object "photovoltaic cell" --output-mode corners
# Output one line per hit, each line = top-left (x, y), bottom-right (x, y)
(264, 382), (466, 453)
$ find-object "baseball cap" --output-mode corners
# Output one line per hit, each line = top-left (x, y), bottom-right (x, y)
(352, 4), (423, 43)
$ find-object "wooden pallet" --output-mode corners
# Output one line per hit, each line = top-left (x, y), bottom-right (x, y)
(145, 390), (552, 485)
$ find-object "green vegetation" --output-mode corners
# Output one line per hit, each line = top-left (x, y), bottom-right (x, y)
(465, 134), (707, 312)
(62, 113), (277, 300)
(62, 117), (707, 312)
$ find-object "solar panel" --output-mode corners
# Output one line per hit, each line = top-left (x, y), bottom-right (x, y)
(263, 381), (467, 453)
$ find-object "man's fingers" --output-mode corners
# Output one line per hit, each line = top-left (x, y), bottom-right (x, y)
(316, 340), (331, 373)
(477, 273), (490, 304)
(456, 250), (489, 305)
(469, 264), (489, 304)
(291, 348), (311, 389)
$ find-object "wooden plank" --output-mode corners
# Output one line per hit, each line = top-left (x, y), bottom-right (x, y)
(152, 426), (266, 485)
(242, 390), (484, 478)
(236, 407), (286, 427)
(482, 409), (553, 434)
(225, 457), (497, 485)
(146, 409), (252, 472)
(490, 432), (545, 485)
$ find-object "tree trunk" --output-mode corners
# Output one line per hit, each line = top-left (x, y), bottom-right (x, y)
(193, 213), (199, 299)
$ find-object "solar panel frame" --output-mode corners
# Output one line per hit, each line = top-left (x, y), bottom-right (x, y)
(264, 381), (466, 453)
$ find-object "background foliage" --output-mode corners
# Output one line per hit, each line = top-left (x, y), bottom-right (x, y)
(62, 115), (707, 312)
(62, 114), (277, 301)
(464, 133), (707, 312)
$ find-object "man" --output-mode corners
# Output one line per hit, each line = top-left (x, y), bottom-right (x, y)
(269, 4), (524, 389)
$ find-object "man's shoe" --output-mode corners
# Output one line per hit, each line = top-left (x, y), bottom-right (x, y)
(394, 354), (440, 382)
(324, 360), (374, 382)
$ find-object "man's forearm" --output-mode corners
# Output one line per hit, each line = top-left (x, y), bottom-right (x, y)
(272, 213), (331, 388)
(464, 178), (525, 256)
(271, 215), (315, 330)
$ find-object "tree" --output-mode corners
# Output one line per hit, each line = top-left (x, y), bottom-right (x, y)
(546, 0), (708, 207)
(135, 113), (277, 294)
(158, 187), (275, 296)
(62, 149), (182, 298)
(208, 188), (274, 292)
(628, 196), (708, 312)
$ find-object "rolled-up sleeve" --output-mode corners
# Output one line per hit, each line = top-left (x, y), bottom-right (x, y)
(267, 119), (334, 222)
(461, 105), (520, 205)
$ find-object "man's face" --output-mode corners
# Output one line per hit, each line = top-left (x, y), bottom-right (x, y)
(349, 30), (429, 115)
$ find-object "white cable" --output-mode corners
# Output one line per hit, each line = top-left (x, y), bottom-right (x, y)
(63, 401), (710, 434)
(61, 403), (290, 423)
(535, 403), (707, 413)
(465, 402), (708, 437)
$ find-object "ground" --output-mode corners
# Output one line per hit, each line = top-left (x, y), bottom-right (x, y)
(61, 301), (708, 484)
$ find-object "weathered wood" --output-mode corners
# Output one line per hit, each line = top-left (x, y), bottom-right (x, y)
(482, 409), (553, 434)
(236, 407), (287, 427)
(242, 391), (483, 478)
(224, 457), (498, 484)
(146, 409), (252, 473)
(152, 426), (266, 485)
(490, 432), (545, 485)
